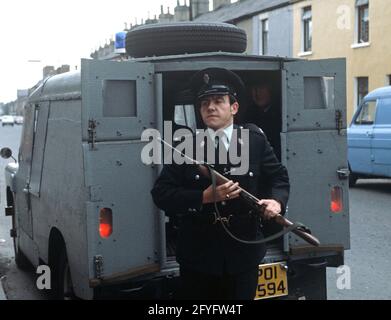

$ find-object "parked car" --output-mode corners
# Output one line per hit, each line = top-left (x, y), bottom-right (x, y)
(348, 86), (391, 186)
(14, 116), (24, 125)
(1, 115), (15, 126)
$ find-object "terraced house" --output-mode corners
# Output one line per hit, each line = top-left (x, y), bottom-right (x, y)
(197, 0), (391, 121)
(291, 0), (391, 121)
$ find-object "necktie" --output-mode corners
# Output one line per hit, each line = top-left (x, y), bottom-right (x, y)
(215, 135), (220, 166)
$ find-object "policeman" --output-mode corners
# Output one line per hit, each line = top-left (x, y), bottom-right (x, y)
(151, 68), (290, 300)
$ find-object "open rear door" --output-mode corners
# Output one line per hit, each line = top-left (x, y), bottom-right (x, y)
(281, 58), (350, 253)
(81, 59), (161, 282)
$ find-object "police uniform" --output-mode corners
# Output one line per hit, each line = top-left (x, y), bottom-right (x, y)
(151, 68), (290, 300)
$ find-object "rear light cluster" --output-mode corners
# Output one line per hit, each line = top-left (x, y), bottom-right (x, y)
(330, 186), (343, 213)
(99, 208), (113, 238)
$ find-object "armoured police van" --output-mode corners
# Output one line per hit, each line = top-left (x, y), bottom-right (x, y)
(2, 23), (350, 300)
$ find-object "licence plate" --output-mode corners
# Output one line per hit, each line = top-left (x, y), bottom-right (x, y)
(254, 262), (288, 300)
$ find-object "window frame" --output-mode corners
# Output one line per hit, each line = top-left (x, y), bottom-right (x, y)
(261, 18), (269, 55)
(355, 0), (369, 44)
(302, 6), (312, 53)
(355, 76), (369, 110)
(257, 13), (269, 56)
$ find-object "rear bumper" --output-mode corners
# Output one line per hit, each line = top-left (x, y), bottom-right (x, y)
(93, 270), (180, 300)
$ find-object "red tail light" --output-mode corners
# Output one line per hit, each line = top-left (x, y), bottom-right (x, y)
(99, 208), (113, 238)
(331, 186), (343, 213)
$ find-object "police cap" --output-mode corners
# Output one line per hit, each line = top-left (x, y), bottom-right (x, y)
(189, 68), (245, 103)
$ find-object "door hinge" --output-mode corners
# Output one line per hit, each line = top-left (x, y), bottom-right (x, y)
(335, 110), (343, 135)
(5, 206), (14, 217)
(88, 119), (97, 149)
(10, 229), (17, 238)
(337, 168), (349, 180)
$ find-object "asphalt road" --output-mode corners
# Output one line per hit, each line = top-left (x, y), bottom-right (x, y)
(0, 124), (390, 300)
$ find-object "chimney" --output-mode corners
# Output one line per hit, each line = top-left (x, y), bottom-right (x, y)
(175, 0), (190, 21)
(43, 66), (55, 79)
(213, 0), (230, 11)
(191, 0), (210, 19)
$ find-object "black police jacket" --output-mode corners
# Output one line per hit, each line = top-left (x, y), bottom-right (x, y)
(151, 124), (290, 275)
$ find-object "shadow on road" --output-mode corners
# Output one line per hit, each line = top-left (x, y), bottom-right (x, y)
(354, 179), (391, 195)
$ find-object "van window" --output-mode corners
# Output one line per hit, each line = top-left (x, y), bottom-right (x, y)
(354, 100), (377, 125)
(304, 76), (335, 109)
(19, 104), (36, 164)
(102, 80), (137, 117)
(375, 98), (391, 125)
(174, 104), (197, 132)
(30, 102), (50, 196)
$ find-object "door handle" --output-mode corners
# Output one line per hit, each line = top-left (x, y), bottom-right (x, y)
(366, 131), (374, 138)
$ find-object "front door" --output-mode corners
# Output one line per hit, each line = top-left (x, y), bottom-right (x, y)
(348, 99), (378, 175)
(372, 97), (391, 177)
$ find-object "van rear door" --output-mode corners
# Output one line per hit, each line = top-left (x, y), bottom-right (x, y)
(282, 58), (350, 252)
(81, 59), (161, 282)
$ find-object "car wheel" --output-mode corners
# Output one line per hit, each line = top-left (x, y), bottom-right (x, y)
(349, 170), (358, 187)
(126, 22), (247, 58)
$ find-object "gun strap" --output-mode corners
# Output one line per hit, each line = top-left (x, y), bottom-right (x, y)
(209, 166), (303, 245)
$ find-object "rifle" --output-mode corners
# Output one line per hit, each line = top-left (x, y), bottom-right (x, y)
(158, 138), (320, 247)
(197, 165), (320, 247)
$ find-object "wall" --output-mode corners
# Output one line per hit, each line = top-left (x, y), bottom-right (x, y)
(292, 0), (391, 121)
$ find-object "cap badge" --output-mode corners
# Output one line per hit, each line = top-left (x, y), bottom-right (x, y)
(203, 73), (210, 85)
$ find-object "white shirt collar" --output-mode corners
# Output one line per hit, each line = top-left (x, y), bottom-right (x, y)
(207, 123), (234, 150)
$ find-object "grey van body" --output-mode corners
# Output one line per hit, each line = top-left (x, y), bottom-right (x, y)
(3, 52), (349, 299)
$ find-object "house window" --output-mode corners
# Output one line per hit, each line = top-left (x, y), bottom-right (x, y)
(388, 75), (391, 86)
(261, 19), (269, 55)
(356, 0), (369, 43)
(302, 7), (312, 52)
(356, 77), (368, 109)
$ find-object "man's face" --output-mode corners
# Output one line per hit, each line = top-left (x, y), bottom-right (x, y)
(252, 84), (272, 109)
(199, 95), (239, 130)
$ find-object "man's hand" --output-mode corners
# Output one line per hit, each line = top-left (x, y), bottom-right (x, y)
(202, 180), (241, 204)
(258, 199), (281, 221)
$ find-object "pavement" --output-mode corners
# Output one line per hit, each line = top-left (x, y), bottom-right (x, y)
(0, 277), (6, 300)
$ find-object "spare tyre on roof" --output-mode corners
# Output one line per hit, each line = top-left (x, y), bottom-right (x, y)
(125, 22), (247, 58)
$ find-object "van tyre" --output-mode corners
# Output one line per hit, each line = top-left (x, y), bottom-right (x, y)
(52, 247), (76, 300)
(125, 22), (247, 58)
(349, 173), (357, 187)
(348, 165), (358, 187)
